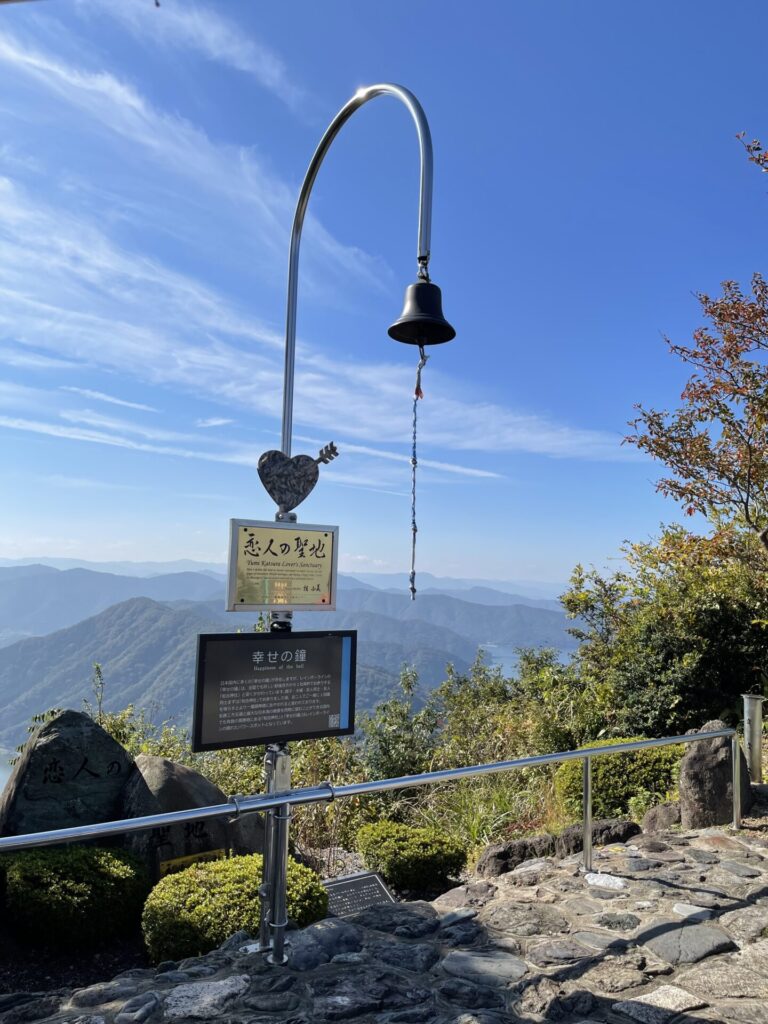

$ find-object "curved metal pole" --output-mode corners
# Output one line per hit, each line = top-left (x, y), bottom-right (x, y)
(280, 83), (434, 456)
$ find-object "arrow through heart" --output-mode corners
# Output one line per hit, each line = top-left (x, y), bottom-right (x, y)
(257, 443), (339, 512)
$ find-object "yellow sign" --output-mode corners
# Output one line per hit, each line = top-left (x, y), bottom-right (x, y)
(227, 519), (338, 611)
(158, 849), (226, 877)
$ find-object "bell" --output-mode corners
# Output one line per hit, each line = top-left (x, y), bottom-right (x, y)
(388, 280), (456, 345)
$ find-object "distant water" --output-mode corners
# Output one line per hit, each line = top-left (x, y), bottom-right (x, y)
(479, 643), (519, 677)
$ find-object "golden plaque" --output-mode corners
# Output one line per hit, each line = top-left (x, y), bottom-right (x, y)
(227, 519), (338, 611)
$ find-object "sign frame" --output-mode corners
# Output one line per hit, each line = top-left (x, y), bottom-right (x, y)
(191, 629), (357, 752)
(226, 518), (339, 612)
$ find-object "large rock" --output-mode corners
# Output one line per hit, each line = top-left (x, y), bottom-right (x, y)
(641, 801), (681, 832)
(555, 818), (640, 855)
(0, 710), (133, 837)
(679, 719), (752, 828)
(120, 754), (263, 879)
(475, 820), (640, 878)
(475, 835), (556, 877)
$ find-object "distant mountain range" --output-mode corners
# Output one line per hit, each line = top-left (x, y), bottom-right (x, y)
(0, 561), (577, 750)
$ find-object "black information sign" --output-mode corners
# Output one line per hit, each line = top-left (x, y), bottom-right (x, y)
(323, 872), (396, 917)
(192, 630), (356, 752)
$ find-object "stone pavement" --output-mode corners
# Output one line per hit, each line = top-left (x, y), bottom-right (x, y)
(5, 827), (768, 1024)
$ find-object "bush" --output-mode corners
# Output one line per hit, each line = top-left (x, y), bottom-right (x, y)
(356, 820), (466, 892)
(554, 737), (683, 819)
(141, 853), (327, 962)
(0, 845), (149, 947)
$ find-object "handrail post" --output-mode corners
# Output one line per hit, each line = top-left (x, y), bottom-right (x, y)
(265, 744), (291, 965)
(582, 756), (593, 872)
(731, 734), (742, 830)
(742, 694), (764, 784)
(258, 745), (280, 952)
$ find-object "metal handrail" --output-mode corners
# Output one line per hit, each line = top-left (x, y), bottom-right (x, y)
(0, 727), (740, 857)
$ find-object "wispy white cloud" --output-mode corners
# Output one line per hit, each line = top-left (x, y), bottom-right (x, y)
(0, 173), (632, 466)
(0, 29), (385, 295)
(81, 0), (307, 111)
(0, 143), (41, 174)
(294, 435), (502, 479)
(59, 409), (198, 444)
(197, 417), (233, 429)
(0, 346), (82, 371)
(61, 387), (157, 413)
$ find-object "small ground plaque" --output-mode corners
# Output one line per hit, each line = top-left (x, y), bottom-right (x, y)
(323, 871), (396, 917)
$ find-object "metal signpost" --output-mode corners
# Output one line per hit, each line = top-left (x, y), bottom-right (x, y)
(222, 82), (455, 965)
(742, 693), (765, 784)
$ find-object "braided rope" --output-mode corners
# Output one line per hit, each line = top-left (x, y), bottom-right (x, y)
(409, 345), (428, 601)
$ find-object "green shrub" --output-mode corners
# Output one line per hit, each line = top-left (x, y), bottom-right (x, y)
(0, 845), (149, 947)
(141, 853), (327, 962)
(554, 737), (683, 819)
(356, 820), (466, 891)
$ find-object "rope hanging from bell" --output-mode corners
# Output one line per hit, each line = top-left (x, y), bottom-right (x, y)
(409, 345), (428, 601)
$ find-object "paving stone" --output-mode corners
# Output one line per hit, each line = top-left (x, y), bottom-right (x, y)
(572, 930), (630, 952)
(590, 887), (627, 899)
(636, 920), (736, 965)
(733, 937), (768, 972)
(441, 949), (528, 986)
(580, 960), (646, 994)
(70, 981), (140, 1008)
(450, 1013), (509, 1024)
(721, 859), (763, 878)
(114, 992), (161, 1024)
(434, 882), (496, 910)
(348, 901), (439, 938)
(480, 900), (569, 936)
(630, 839), (670, 853)
(715, 1000), (768, 1023)
(440, 919), (484, 947)
(309, 968), (432, 1020)
(527, 938), (596, 966)
(677, 959), (768, 999)
(687, 848), (719, 865)
(695, 834), (749, 854)
(243, 990), (303, 1012)
(719, 905), (768, 943)
(625, 858), (663, 872)
(439, 907), (478, 926)
(386, 1008), (440, 1024)
(613, 984), (707, 1023)
(435, 978), (504, 1009)
(671, 903), (713, 921)
(369, 942), (440, 972)
(584, 872), (628, 889)
(301, 919), (363, 956)
(594, 912), (641, 930)
(563, 896), (604, 916)
(164, 976), (249, 1019)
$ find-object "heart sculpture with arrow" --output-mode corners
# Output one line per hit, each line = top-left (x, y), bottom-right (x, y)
(257, 443), (339, 513)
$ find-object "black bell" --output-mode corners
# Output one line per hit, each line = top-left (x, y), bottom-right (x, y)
(388, 280), (456, 346)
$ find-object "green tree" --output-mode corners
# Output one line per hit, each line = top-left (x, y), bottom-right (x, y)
(561, 527), (768, 736)
(359, 667), (439, 782)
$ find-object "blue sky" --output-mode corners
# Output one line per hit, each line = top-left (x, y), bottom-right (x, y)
(0, 0), (766, 587)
